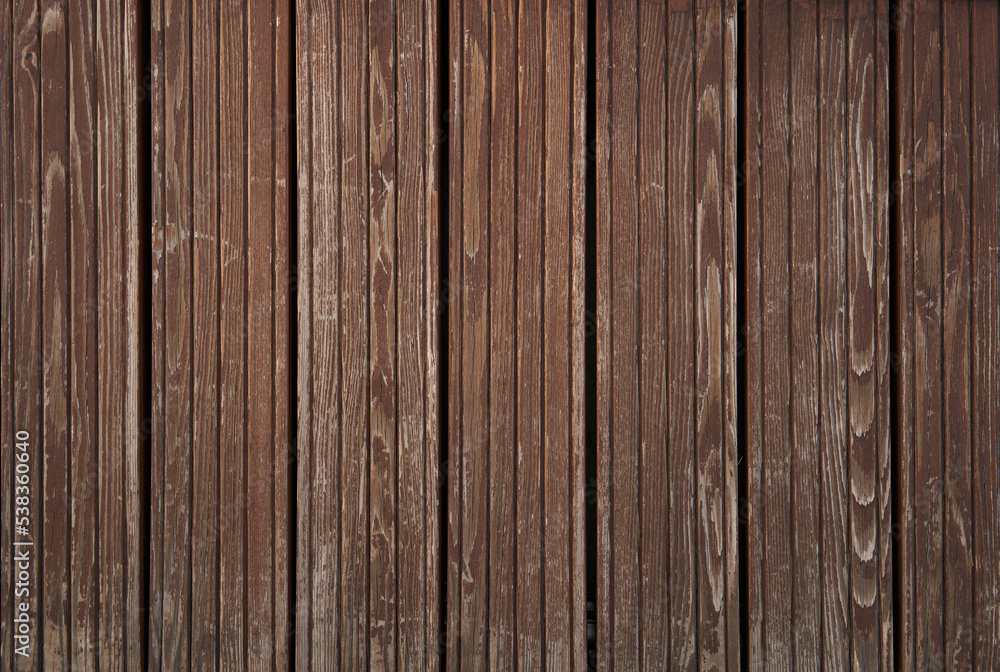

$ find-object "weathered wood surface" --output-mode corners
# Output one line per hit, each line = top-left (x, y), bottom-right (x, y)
(1, 1), (999, 670)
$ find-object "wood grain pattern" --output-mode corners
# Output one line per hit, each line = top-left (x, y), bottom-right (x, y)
(1, 0), (12, 664)
(971, 3), (1000, 668)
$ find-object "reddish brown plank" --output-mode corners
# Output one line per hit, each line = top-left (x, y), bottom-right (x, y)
(788, 2), (820, 669)
(971, 3), (1000, 667)
(667, 3), (697, 667)
(248, 0), (277, 665)
(341, 0), (370, 667)
(67, 0), (100, 665)
(369, 0), (397, 665)
(911, 2), (945, 668)
(695, 1), (730, 667)
(190, 0), (219, 668)
(847, 0), (879, 666)
(638, 0), (667, 668)
(0, 0), (13, 663)
(219, 0), (247, 664)
(941, 2), (973, 667)
(488, 0), (517, 667)
(40, 0), (71, 665)
(892, 2), (916, 669)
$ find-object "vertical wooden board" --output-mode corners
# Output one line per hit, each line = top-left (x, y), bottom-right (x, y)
(307, 0), (341, 668)
(96, 0), (126, 666)
(818, 3), (850, 667)
(460, 0), (490, 665)
(721, 0), (740, 667)
(891, 2), (915, 669)
(149, 0), (167, 664)
(398, 0), (431, 664)
(971, 2), (1000, 666)
(874, 2), (892, 668)
(594, 0), (612, 667)
(368, 0), (397, 666)
(488, 0), (516, 668)
(788, 2), (819, 669)
(219, 0), (247, 664)
(911, 2), (944, 668)
(570, 4), (588, 668)
(67, 0), (100, 665)
(161, 0), (192, 661)
(610, 0), (639, 668)
(272, 0), (292, 666)
(847, 0), (879, 667)
(694, 1), (728, 668)
(340, 0), (369, 666)
(423, 1), (442, 668)
(667, 3), (696, 667)
(12, 0), (42, 668)
(190, 0), (219, 668)
(40, 0), (71, 664)
(446, 0), (463, 665)
(294, 0), (315, 666)
(638, 0), (667, 666)
(743, 0), (763, 665)
(123, 0), (143, 664)
(516, 0), (544, 668)
(941, 2), (972, 667)
(543, 0), (574, 668)
(760, 0), (791, 666)
(248, 0), (276, 665)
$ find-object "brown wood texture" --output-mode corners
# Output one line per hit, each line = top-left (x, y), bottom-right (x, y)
(745, 0), (892, 669)
(294, 0), (440, 669)
(596, 0), (739, 669)
(2, 0), (142, 669)
(3, 1), (1000, 669)
(446, 0), (587, 669)
(148, 0), (292, 667)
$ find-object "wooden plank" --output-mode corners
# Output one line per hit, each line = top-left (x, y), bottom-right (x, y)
(161, 0), (192, 661)
(190, 0), (219, 667)
(273, 0), (292, 666)
(340, 0), (369, 666)
(294, 0), (314, 663)
(219, 0), (247, 664)
(488, 0), (517, 666)
(67, 0), (100, 665)
(543, 0), (577, 668)
(40, 0), (71, 664)
(368, 0), (397, 665)
(667, 3), (696, 667)
(760, 0), (791, 665)
(911, 2), (944, 668)
(398, 0), (432, 664)
(594, 0), (612, 667)
(96, 0), (126, 665)
(892, 1), (915, 669)
(515, 0), (544, 667)
(788, 2), (820, 669)
(638, 0), (667, 668)
(248, 0), (276, 664)
(875, 2), (892, 668)
(846, 0), (879, 666)
(819, 4), (850, 668)
(971, 2), (1000, 667)
(721, 0), (740, 667)
(941, 1), (973, 667)
(744, 0), (763, 664)
(694, 0), (730, 667)
(423, 0), (442, 666)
